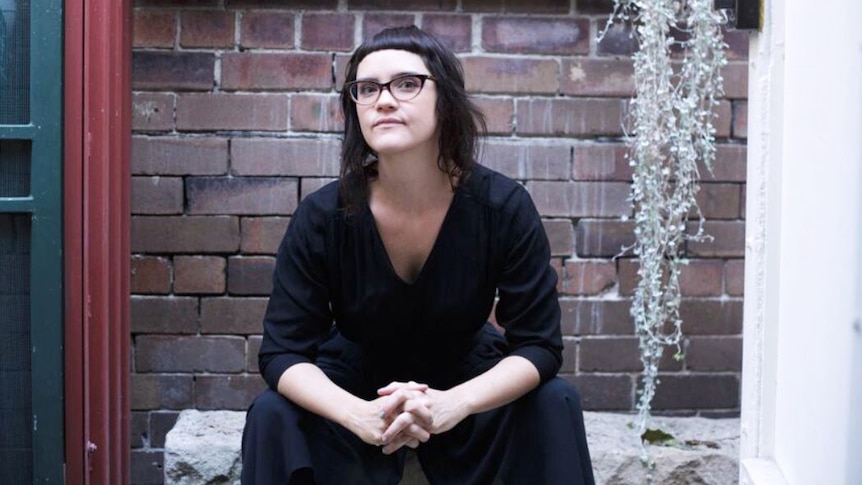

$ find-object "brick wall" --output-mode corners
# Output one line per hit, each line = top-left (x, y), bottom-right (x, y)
(129, 0), (748, 480)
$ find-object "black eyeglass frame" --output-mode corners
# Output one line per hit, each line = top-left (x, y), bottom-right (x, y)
(344, 74), (436, 106)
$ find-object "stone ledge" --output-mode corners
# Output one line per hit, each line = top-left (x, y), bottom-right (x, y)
(165, 410), (739, 484)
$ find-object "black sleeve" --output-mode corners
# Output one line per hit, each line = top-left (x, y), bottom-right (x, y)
(494, 186), (563, 383)
(257, 198), (333, 391)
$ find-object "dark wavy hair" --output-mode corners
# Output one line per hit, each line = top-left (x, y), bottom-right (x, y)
(339, 25), (486, 213)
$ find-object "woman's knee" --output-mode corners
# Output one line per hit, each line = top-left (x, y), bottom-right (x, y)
(246, 389), (302, 428)
(531, 377), (584, 412)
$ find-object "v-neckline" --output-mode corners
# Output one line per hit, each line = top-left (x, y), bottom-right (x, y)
(366, 189), (460, 287)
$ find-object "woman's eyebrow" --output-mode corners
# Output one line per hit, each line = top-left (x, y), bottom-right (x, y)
(354, 71), (428, 82)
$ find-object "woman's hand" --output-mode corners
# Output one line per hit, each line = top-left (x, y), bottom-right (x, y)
(342, 382), (430, 449)
(378, 383), (471, 453)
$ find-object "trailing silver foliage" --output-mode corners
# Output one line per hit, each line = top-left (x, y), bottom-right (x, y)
(600, 0), (727, 471)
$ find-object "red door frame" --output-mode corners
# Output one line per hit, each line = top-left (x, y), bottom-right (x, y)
(64, 0), (132, 482)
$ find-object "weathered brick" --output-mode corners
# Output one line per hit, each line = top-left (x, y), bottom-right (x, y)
(563, 374), (633, 411)
(138, 0), (219, 7)
(686, 220), (745, 258)
(551, 258), (564, 294)
(561, 260), (616, 296)
(482, 17), (589, 55)
(130, 411), (149, 449)
(722, 62), (748, 99)
(136, 335), (246, 372)
(231, 138), (341, 176)
(597, 20), (638, 56)
(576, 219), (636, 258)
(131, 216), (240, 253)
(227, 0), (337, 8)
(651, 374), (739, 410)
(723, 28), (749, 60)
(131, 374), (194, 410)
(131, 296), (198, 334)
(195, 375), (266, 410)
(695, 183), (741, 220)
(300, 179), (337, 200)
(180, 10), (235, 48)
(131, 256), (172, 295)
(300, 13), (355, 51)
(528, 181), (631, 218)
(678, 260), (724, 296)
(221, 53), (331, 91)
(708, 144), (746, 182)
(201, 297), (268, 334)
(362, 13), (417, 42)
(187, 177), (298, 216)
(686, 336), (742, 372)
(131, 450), (164, 485)
(562, 58), (635, 97)
(334, 53), (351, 88)
(725, 259), (744, 296)
(480, 141), (570, 181)
(132, 52), (214, 91)
(228, 256), (276, 296)
(421, 14), (472, 52)
(579, 337), (641, 372)
(542, 219), (573, 257)
(150, 411), (180, 448)
(616, 258), (638, 297)
(132, 92), (174, 132)
(714, 100), (733, 138)
(463, 57), (558, 94)
(472, 97), (514, 135)
(131, 176), (183, 215)
(290, 94), (344, 133)
(517, 98), (626, 137)
(572, 143), (632, 181)
(463, 0), (570, 13)
(241, 216), (289, 254)
(679, 299), (743, 335)
(350, 0), (456, 10)
(240, 11), (295, 49)
(132, 136), (229, 176)
(177, 93), (289, 131)
(559, 298), (633, 336)
(132, 10), (176, 48)
(248, 335), (262, 372)
(561, 337), (578, 374)
(733, 101), (748, 139)
(174, 256), (226, 295)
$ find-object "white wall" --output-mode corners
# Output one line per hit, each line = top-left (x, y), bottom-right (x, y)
(740, 0), (862, 484)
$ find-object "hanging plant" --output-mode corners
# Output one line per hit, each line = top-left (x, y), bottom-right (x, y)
(600, 0), (727, 471)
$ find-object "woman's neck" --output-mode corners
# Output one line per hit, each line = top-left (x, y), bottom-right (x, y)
(371, 152), (453, 213)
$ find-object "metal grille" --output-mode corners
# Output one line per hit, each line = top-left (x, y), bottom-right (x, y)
(0, 214), (32, 483)
(0, 140), (30, 196)
(0, 0), (31, 124)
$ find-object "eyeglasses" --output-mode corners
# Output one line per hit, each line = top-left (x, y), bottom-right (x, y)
(345, 74), (435, 106)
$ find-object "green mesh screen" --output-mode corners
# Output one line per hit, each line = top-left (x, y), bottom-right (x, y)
(0, 140), (30, 197)
(0, 214), (32, 483)
(0, 0), (30, 124)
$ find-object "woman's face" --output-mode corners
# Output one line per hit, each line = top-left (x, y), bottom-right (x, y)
(354, 49), (439, 159)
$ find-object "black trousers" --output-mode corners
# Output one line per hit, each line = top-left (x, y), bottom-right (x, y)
(241, 330), (595, 485)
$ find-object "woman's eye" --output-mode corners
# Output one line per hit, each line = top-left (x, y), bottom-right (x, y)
(357, 83), (379, 96)
(395, 77), (420, 90)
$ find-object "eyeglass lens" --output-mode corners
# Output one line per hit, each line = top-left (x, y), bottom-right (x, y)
(350, 75), (429, 105)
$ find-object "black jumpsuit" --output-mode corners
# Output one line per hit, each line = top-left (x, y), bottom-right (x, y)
(241, 164), (594, 484)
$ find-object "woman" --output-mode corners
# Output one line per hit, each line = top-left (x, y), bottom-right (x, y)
(242, 25), (594, 485)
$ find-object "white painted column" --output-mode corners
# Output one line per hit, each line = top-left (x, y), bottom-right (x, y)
(740, 0), (862, 483)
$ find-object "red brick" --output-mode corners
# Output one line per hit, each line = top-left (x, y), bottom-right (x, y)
(463, 57), (558, 94)
(561, 337), (578, 374)
(132, 52), (214, 90)
(132, 9), (175, 48)
(463, 0), (570, 13)
(131, 176), (183, 215)
(473, 97), (514, 135)
(187, 177), (298, 215)
(572, 143), (632, 181)
(723, 27), (749, 60)
(334, 53), (351, 88)
(561, 260), (616, 296)
(227, 0), (337, 8)
(480, 141), (570, 181)
(651, 374), (739, 410)
(686, 336), (742, 372)
(559, 298), (633, 336)
(350, 0), (456, 10)
(686, 220), (745, 258)
(174, 256), (226, 294)
(221, 53), (331, 91)
(562, 58), (635, 97)
(597, 20), (638, 56)
(707, 144), (746, 182)
(542, 219), (573, 257)
(240, 11), (295, 49)
(576, 219), (636, 258)
(131, 256), (172, 294)
(132, 136), (229, 175)
(733, 101), (748, 139)
(139, 0), (219, 7)
(617, 258), (637, 297)
(301, 13), (355, 51)
(528, 181), (631, 218)
(177, 93), (289, 131)
(300, 179), (337, 200)
(131, 296), (198, 334)
(362, 14), (417, 42)
(421, 14), (472, 52)
(228, 256), (276, 295)
(248, 335), (262, 372)
(135, 335), (246, 372)
(131, 216), (240, 253)
(241, 217), (289, 254)
(722, 62), (749, 99)
(725, 259), (744, 296)
(132, 92), (174, 132)
(195, 375), (267, 410)
(551, 258), (563, 294)
(714, 100), (732, 138)
(200, 297), (268, 334)
(563, 374), (633, 411)
(231, 138), (341, 177)
(579, 337), (641, 372)
(696, 183), (742, 220)
(482, 17), (589, 55)
(131, 374), (194, 410)
(679, 299), (743, 335)
(180, 10), (235, 48)
(679, 260), (724, 296)
(290, 94), (344, 133)
(517, 98), (626, 137)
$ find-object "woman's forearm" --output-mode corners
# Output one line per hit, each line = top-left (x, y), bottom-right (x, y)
(277, 362), (365, 426)
(449, 355), (541, 416)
